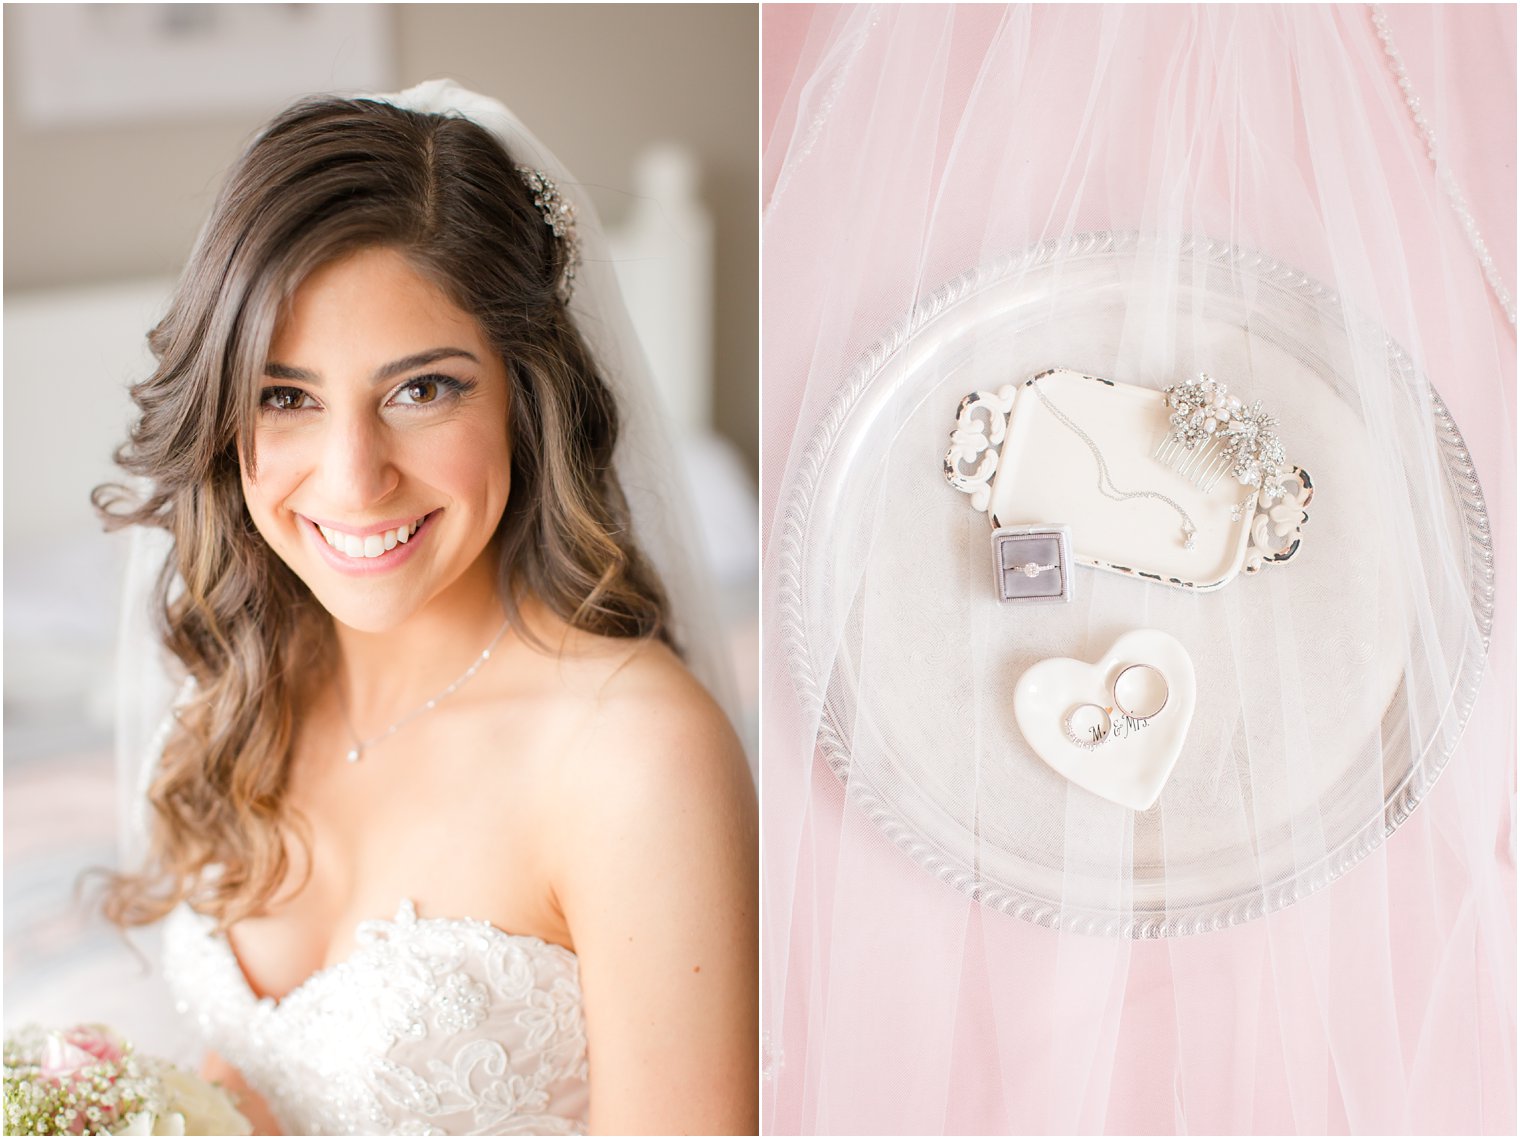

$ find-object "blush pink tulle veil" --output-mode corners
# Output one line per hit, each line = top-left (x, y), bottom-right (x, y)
(761, 6), (1514, 1134)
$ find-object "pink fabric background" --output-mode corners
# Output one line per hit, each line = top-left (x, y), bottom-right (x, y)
(762, 5), (1515, 1133)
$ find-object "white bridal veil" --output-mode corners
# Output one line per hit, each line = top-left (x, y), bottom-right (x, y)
(116, 80), (741, 871)
(762, 6), (1513, 1133)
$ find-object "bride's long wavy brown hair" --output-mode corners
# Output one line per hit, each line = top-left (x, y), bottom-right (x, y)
(94, 95), (669, 931)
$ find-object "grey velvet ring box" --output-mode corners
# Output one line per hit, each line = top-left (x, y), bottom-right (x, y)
(992, 524), (1073, 602)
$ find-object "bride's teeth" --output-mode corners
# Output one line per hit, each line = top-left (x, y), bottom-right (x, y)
(318, 515), (426, 558)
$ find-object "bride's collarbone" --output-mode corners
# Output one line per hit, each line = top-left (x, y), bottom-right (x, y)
(292, 680), (524, 781)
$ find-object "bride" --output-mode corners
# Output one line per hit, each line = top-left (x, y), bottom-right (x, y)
(95, 82), (756, 1136)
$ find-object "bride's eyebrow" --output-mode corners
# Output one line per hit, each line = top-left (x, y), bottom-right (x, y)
(262, 347), (482, 385)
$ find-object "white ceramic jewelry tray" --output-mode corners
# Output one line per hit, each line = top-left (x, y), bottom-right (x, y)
(945, 367), (1312, 591)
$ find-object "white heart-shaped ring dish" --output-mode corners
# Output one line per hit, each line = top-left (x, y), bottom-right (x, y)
(1013, 629), (1196, 810)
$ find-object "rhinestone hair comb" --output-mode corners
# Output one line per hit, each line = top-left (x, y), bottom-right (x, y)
(1153, 373), (1288, 500)
(516, 165), (581, 303)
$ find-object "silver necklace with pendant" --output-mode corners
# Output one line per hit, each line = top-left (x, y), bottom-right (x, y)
(1028, 377), (1199, 549)
(339, 616), (513, 763)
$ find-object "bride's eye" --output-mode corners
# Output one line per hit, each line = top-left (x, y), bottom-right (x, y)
(260, 386), (314, 414)
(399, 378), (440, 405)
(389, 374), (475, 408)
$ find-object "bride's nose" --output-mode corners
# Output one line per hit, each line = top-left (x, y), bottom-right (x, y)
(318, 411), (399, 508)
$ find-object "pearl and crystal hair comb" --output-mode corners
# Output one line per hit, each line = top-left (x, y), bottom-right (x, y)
(1152, 373), (1288, 499)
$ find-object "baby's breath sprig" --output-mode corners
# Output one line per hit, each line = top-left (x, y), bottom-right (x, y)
(4, 1026), (164, 1137)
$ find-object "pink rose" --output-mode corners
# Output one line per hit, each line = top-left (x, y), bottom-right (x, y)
(40, 1024), (127, 1080)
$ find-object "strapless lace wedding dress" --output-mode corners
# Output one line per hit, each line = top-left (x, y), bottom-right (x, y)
(161, 898), (589, 1135)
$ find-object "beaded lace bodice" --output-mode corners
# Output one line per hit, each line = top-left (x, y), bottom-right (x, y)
(162, 898), (589, 1136)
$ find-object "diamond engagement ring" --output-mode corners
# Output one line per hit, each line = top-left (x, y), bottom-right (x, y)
(991, 525), (1072, 603)
(1011, 561), (1057, 578)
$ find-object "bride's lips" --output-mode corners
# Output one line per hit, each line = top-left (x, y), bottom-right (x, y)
(301, 510), (439, 576)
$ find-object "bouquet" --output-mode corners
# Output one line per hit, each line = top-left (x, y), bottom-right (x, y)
(3, 1024), (251, 1136)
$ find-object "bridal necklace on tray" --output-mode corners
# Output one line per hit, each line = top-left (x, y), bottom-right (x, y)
(338, 616), (513, 763)
(1027, 376), (1200, 550)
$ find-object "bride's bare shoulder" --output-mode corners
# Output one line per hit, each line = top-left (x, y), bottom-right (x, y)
(506, 605), (745, 781)
(509, 617), (757, 1130)
(505, 613), (754, 920)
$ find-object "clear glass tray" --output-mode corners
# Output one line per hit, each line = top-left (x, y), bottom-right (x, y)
(777, 232), (1495, 937)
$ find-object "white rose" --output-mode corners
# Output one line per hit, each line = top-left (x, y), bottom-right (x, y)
(108, 1110), (184, 1136)
(157, 1067), (253, 1136)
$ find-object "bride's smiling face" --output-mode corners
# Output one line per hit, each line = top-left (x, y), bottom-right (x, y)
(240, 245), (512, 633)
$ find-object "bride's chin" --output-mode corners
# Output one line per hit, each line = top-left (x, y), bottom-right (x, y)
(292, 571), (432, 636)
(313, 595), (423, 637)
(299, 569), (498, 638)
